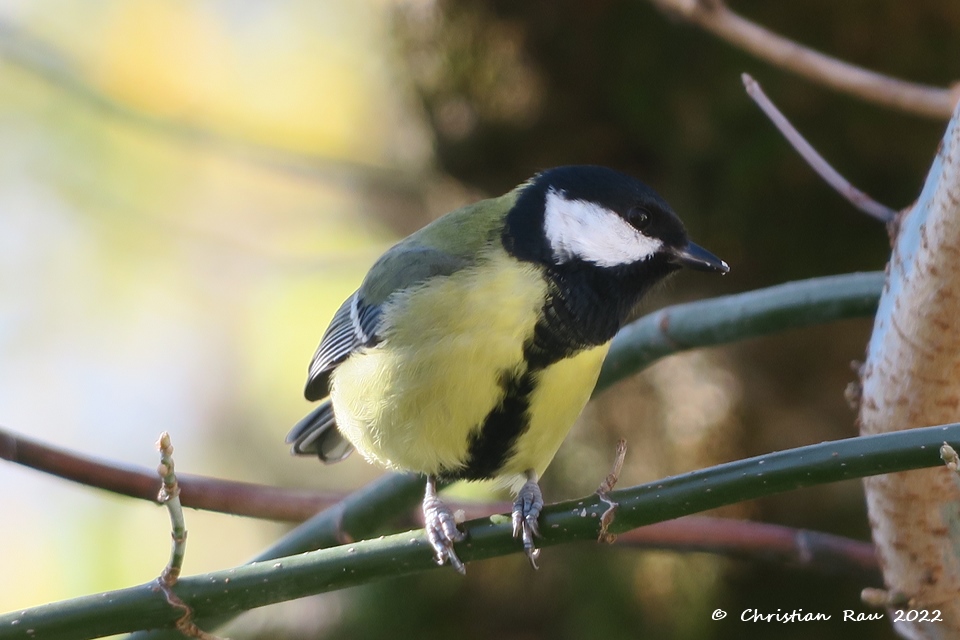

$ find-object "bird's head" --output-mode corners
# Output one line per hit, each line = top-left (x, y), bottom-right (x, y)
(503, 165), (729, 277)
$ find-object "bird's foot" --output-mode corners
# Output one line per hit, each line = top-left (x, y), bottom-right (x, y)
(423, 477), (466, 574)
(512, 471), (543, 569)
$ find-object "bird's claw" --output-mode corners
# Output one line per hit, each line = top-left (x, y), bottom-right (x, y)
(423, 485), (466, 574)
(512, 476), (543, 569)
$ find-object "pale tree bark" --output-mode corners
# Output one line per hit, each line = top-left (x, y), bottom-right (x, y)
(859, 104), (960, 638)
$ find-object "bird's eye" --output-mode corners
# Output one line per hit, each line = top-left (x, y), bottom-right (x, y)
(627, 207), (651, 231)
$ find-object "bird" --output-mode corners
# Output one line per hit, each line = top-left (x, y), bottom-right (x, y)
(287, 165), (728, 573)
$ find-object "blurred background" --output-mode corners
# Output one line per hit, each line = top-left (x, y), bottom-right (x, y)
(0, 1), (956, 638)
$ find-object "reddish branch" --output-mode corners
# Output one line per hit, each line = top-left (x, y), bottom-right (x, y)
(649, 0), (959, 119)
(1, 426), (879, 578)
(617, 517), (880, 581)
(0, 426), (338, 521)
(742, 73), (899, 224)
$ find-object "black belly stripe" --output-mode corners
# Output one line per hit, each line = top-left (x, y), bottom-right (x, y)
(445, 272), (630, 482)
(447, 368), (537, 481)
(444, 287), (610, 481)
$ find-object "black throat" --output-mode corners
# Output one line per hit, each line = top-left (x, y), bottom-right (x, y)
(446, 255), (678, 482)
(525, 257), (677, 369)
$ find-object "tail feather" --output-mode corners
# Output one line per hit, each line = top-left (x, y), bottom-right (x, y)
(286, 401), (354, 463)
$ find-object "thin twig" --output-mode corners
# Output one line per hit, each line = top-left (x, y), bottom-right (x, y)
(158, 586), (225, 640)
(597, 439), (627, 543)
(156, 432), (187, 586)
(155, 432), (225, 640)
(648, 0), (959, 119)
(941, 442), (959, 473)
(742, 73), (898, 224)
(940, 442), (960, 490)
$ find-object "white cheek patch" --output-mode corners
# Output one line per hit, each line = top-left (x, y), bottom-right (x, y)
(542, 188), (663, 267)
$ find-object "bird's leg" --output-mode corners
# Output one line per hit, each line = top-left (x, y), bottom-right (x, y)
(422, 475), (466, 574)
(512, 470), (543, 569)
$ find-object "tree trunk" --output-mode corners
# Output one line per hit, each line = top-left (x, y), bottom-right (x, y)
(859, 102), (960, 638)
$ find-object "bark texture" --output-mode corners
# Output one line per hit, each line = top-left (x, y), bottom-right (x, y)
(859, 103), (960, 638)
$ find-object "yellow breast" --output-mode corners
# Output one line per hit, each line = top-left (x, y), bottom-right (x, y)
(329, 248), (609, 485)
(496, 342), (609, 490)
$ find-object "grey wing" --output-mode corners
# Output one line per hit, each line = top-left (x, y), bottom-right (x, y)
(285, 400), (354, 462)
(301, 245), (464, 402)
(287, 244), (467, 463)
(303, 291), (382, 402)
(286, 291), (380, 463)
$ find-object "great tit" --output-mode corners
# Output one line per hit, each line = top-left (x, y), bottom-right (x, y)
(287, 165), (728, 573)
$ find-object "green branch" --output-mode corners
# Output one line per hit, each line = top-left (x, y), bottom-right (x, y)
(123, 472), (424, 640)
(597, 271), (883, 392)
(3, 423), (957, 640)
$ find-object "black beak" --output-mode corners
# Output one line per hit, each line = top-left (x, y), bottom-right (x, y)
(669, 242), (729, 274)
